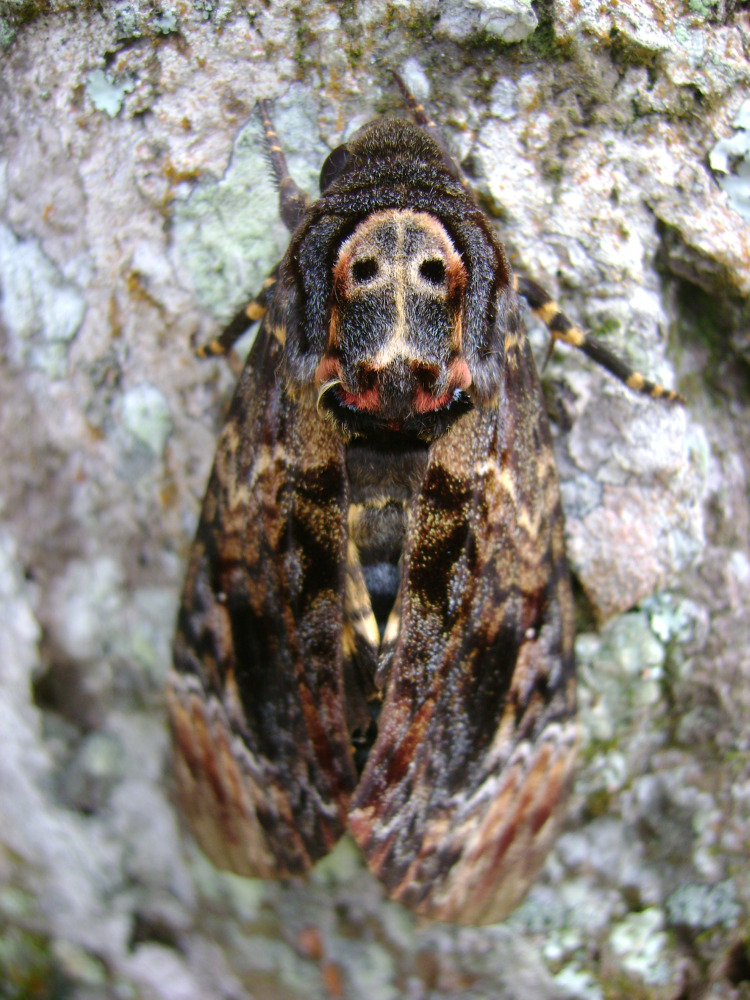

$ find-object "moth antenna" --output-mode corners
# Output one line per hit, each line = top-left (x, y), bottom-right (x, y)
(391, 71), (476, 200)
(392, 70), (435, 129)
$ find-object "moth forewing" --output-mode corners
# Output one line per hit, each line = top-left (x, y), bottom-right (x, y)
(348, 335), (577, 925)
(170, 315), (356, 877)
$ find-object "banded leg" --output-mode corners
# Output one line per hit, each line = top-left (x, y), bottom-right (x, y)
(196, 267), (279, 358)
(393, 72), (476, 200)
(515, 275), (684, 404)
(256, 99), (311, 232)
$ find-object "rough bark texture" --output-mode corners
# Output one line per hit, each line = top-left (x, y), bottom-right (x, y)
(0, 2), (749, 998)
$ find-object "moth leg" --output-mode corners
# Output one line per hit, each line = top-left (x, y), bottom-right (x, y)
(256, 99), (311, 232)
(392, 72), (476, 200)
(514, 274), (685, 404)
(195, 268), (279, 358)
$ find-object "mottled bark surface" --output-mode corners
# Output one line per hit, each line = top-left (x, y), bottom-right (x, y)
(0, 1), (749, 997)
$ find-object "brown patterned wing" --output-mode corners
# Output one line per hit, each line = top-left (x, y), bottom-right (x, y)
(349, 334), (577, 925)
(168, 318), (356, 877)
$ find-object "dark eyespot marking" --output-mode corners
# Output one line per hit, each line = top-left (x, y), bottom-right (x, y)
(419, 259), (446, 285)
(352, 259), (379, 284)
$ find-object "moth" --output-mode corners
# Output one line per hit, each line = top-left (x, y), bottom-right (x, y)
(168, 83), (682, 925)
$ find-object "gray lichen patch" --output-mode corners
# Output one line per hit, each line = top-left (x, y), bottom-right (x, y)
(432, 0), (538, 42)
(510, 877), (624, 967)
(58, 731), (124, 813)
(45, 555), (125, 663)
(710, 100), (750, 224)
(0, 535), (131, 956)
(577, 610), (667, 737)
(0, 224), (85, 378)
(554, 0), (750, 99)
(109, 0), (181, 39)
(171, 117), (291, 321)
(398, 57), (431, 102)
(85, 69), (137, 118)
(608, 908), (673, 987)
(171, 84), (327, 324)
(666, 880), (742, 932)
(116, 383), (173, 458)
(563, 402), (707, 620)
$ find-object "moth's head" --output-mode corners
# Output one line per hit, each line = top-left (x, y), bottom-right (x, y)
(314, 208), (473, 439)
(283, 118), (517, 438)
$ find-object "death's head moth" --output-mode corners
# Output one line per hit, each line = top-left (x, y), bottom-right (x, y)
(168, 84), (682, 926)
